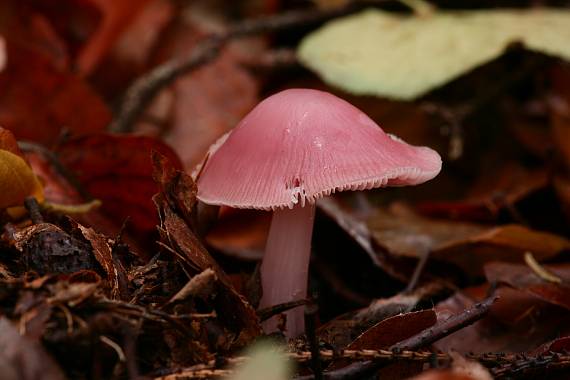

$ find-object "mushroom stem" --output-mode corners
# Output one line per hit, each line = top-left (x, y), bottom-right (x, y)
(259, 202), (316, 338)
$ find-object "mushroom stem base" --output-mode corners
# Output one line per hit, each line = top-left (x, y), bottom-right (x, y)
(259, 203), (316, 338)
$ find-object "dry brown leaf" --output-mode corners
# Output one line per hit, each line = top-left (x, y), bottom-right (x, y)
(369, 205), (570, 276)
(484, 261), (570, 310)
(77, 224), (127, 300)
(330, 309), (437, 378)
(153, 155), (261, 346)
(434, 286), (570, 354)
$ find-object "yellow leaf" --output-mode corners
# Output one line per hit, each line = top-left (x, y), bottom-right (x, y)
(0, 149), (44, 209)
(298, 8), (570, 100)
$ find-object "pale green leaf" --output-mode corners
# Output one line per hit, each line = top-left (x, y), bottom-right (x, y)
(227, 341), (292, 380)
(297, 8), (570, 100)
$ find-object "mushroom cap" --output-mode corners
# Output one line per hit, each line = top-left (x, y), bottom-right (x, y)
(197, 89), (442, 210)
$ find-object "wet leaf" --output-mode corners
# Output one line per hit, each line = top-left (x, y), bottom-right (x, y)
(299, 8), (570, 100)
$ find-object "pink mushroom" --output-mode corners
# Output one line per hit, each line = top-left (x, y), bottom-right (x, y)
(197, 89), (442, 338)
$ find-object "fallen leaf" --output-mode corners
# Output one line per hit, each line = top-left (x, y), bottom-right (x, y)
(90, 0), (175, 95)
(0, 317), (66, 380)
(318, 283), (444, 348)
(76, 0), (152, 75)
(348, 309), (437, 351)
(11, 223), (99, 275)
(329, 309), (437, 378)
(21, 0), (101, 62)
(0, 2), (69, 70)
(77, 224), (127, 300)
(434, 286), (570, 354)
(298, 8), (570, 100)
(153, 155), (261, 346)
(368, 204), (570, 277)
(417, 164), (549, 223)
(0, 41), (110, 146)
(147, 9), (259, 171)
(484, 261), (570, 311)
(57, 133), (182, 235)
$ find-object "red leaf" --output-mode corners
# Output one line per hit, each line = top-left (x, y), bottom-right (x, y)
(76, 0), (152, 75)
(57, 133), (182, 234)
(0, 41), (110, 145)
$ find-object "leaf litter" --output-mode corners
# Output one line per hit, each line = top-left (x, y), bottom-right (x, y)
(1, 1), (570, 379)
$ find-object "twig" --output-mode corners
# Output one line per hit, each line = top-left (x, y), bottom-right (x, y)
(305, 304), (323, 380)
(18, 141), (92, 200)
(24, 197), (43, 224)
(405, 249), (430, 293)
(257, 299), (309, 321)
(297, 295), (499, 380)
(392, 295), (498, 351)
(156, 348), (567, 380)
(240, 48), (298, 70)
(492, 353), (570, 379)
(109, 2), (386, 133)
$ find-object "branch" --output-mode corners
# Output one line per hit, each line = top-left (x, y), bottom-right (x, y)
(295, 295), (499, 380)
(391, 295), (498, 351)
(109, 2), (386, 133)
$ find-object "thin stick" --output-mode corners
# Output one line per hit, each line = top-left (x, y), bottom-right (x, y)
(257, 299), (309, 322)
(109, 2), (386, 133)
(24, 197), (43, 224)
(405, 249), (430, 293)
(391, 295), (498, 351)
(295, 295), (499, 379)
